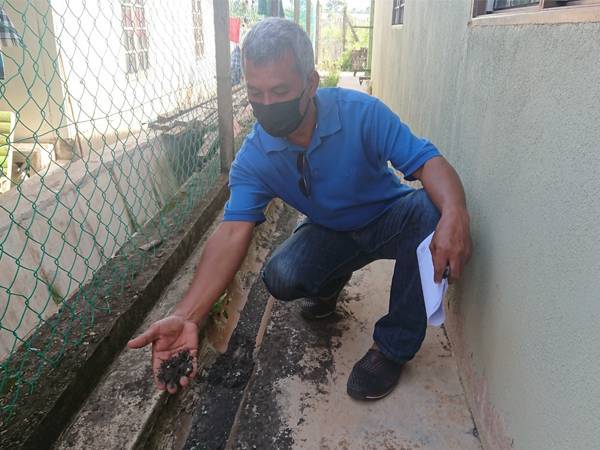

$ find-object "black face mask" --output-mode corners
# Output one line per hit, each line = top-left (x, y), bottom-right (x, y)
(250, 88), (310, 138)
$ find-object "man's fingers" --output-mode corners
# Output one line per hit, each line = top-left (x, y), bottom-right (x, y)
(448, 256), (463, 284)
(432, 252), (448, 283)
(167, 382), (178, 394)
(127, 326), (158, 349)
(179, 376), (189, 388)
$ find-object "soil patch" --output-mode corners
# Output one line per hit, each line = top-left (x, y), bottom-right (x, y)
(178, 204), (299, 450)
(158, 350), (194, 389)
(230, 294), (355, 449)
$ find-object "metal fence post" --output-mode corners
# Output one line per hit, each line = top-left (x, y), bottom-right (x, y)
(306, 0), (312, 35)
(213, 0), (234, 173)
(294, 0), (300, 23)
(367, 0), (375, 72)
(342, 6), (347, 52)
(315, 0), (320, 65)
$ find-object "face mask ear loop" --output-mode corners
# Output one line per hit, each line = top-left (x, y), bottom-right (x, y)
(299, 80), (312, 119)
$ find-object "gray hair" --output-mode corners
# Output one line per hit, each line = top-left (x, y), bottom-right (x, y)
(242, 18), (315, 79)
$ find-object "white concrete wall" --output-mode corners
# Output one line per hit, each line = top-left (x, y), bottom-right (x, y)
(50, 0), (217, 151)
(0, 0), (67, 142)
(0, 0), (216, 144)
(372, 1), (600, 449)
(0, 0), (219, 360)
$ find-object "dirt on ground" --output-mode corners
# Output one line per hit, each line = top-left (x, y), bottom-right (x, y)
(229, 287), (357, 449)
(176, 204), (300, 450)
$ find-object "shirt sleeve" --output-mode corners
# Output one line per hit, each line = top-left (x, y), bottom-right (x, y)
(223, 153), (273, 223)
(366, 98), (441, 181)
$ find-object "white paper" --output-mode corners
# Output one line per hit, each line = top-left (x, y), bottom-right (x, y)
(416, 232), (447, 327)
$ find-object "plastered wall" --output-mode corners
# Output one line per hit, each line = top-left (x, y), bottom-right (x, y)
(372, 2), (600, 449)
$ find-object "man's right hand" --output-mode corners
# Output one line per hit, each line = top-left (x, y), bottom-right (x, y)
(127, 315), (199, 394)
(127, 221), (255, 394)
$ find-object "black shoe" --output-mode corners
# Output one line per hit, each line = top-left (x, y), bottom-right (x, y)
(347, 348), (404, 400)
(299, 275), (350, 321)
(299, 295), (338, 320)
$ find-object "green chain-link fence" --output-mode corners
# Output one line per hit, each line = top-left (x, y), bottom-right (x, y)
(0, 0), (252, 420)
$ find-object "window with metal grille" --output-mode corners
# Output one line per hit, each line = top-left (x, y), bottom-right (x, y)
(121, 0), (149, 74)
(392, 0), (406, 25)
(473, 0), (600, 17)
(492, 0), (539, 10)
(192, 0), (204, 59)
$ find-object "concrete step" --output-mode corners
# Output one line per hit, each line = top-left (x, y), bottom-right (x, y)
(227, 260), (483, 450)
(54, 200), (295, 450)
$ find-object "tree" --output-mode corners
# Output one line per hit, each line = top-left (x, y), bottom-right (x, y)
(229, 0), (260, 26)
(324, 0), (346, 13)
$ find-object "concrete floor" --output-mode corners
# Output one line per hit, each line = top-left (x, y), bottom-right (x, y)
(337, 71), (369, 93)
(231, 260), (482, 450)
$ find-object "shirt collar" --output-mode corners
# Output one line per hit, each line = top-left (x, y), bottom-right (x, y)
(258, 88), (342, 153)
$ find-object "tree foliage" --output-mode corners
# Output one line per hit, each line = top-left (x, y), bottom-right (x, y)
(324, 0), (346, 13)
(230, 0), (260, 24)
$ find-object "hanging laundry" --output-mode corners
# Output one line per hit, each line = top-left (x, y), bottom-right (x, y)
(229, 17), (241, 43)
(0, 7), (22, 48)
(230, 45), (242, 86)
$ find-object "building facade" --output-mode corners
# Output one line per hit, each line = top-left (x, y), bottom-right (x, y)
(372, 1), (600, 449)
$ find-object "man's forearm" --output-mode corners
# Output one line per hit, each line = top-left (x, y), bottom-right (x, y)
(173, 221), (255, 324)
(415, 156), (467, 215)
(414, 156), (472, 282)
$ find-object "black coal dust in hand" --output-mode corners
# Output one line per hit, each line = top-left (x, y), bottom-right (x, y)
(158, 349), (193, 390)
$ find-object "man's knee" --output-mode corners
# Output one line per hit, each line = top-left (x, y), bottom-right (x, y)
(261, 254), (303, 301)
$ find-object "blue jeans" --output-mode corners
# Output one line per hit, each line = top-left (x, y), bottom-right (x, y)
(261, 189), (441, 364)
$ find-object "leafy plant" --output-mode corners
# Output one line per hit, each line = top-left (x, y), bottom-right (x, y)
(47, 282), (62, 305)
(209, 291), (229, 328)
(321, 71), (340, 88)
(339, 49), (353, 71)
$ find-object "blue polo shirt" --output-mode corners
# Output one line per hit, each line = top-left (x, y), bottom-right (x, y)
(223, 87), (441, 231)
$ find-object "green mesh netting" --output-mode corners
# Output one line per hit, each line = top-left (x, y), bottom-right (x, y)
(0, 0), (252, 419)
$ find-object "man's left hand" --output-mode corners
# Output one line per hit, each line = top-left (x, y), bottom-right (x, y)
(429, 207), (472, 284)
